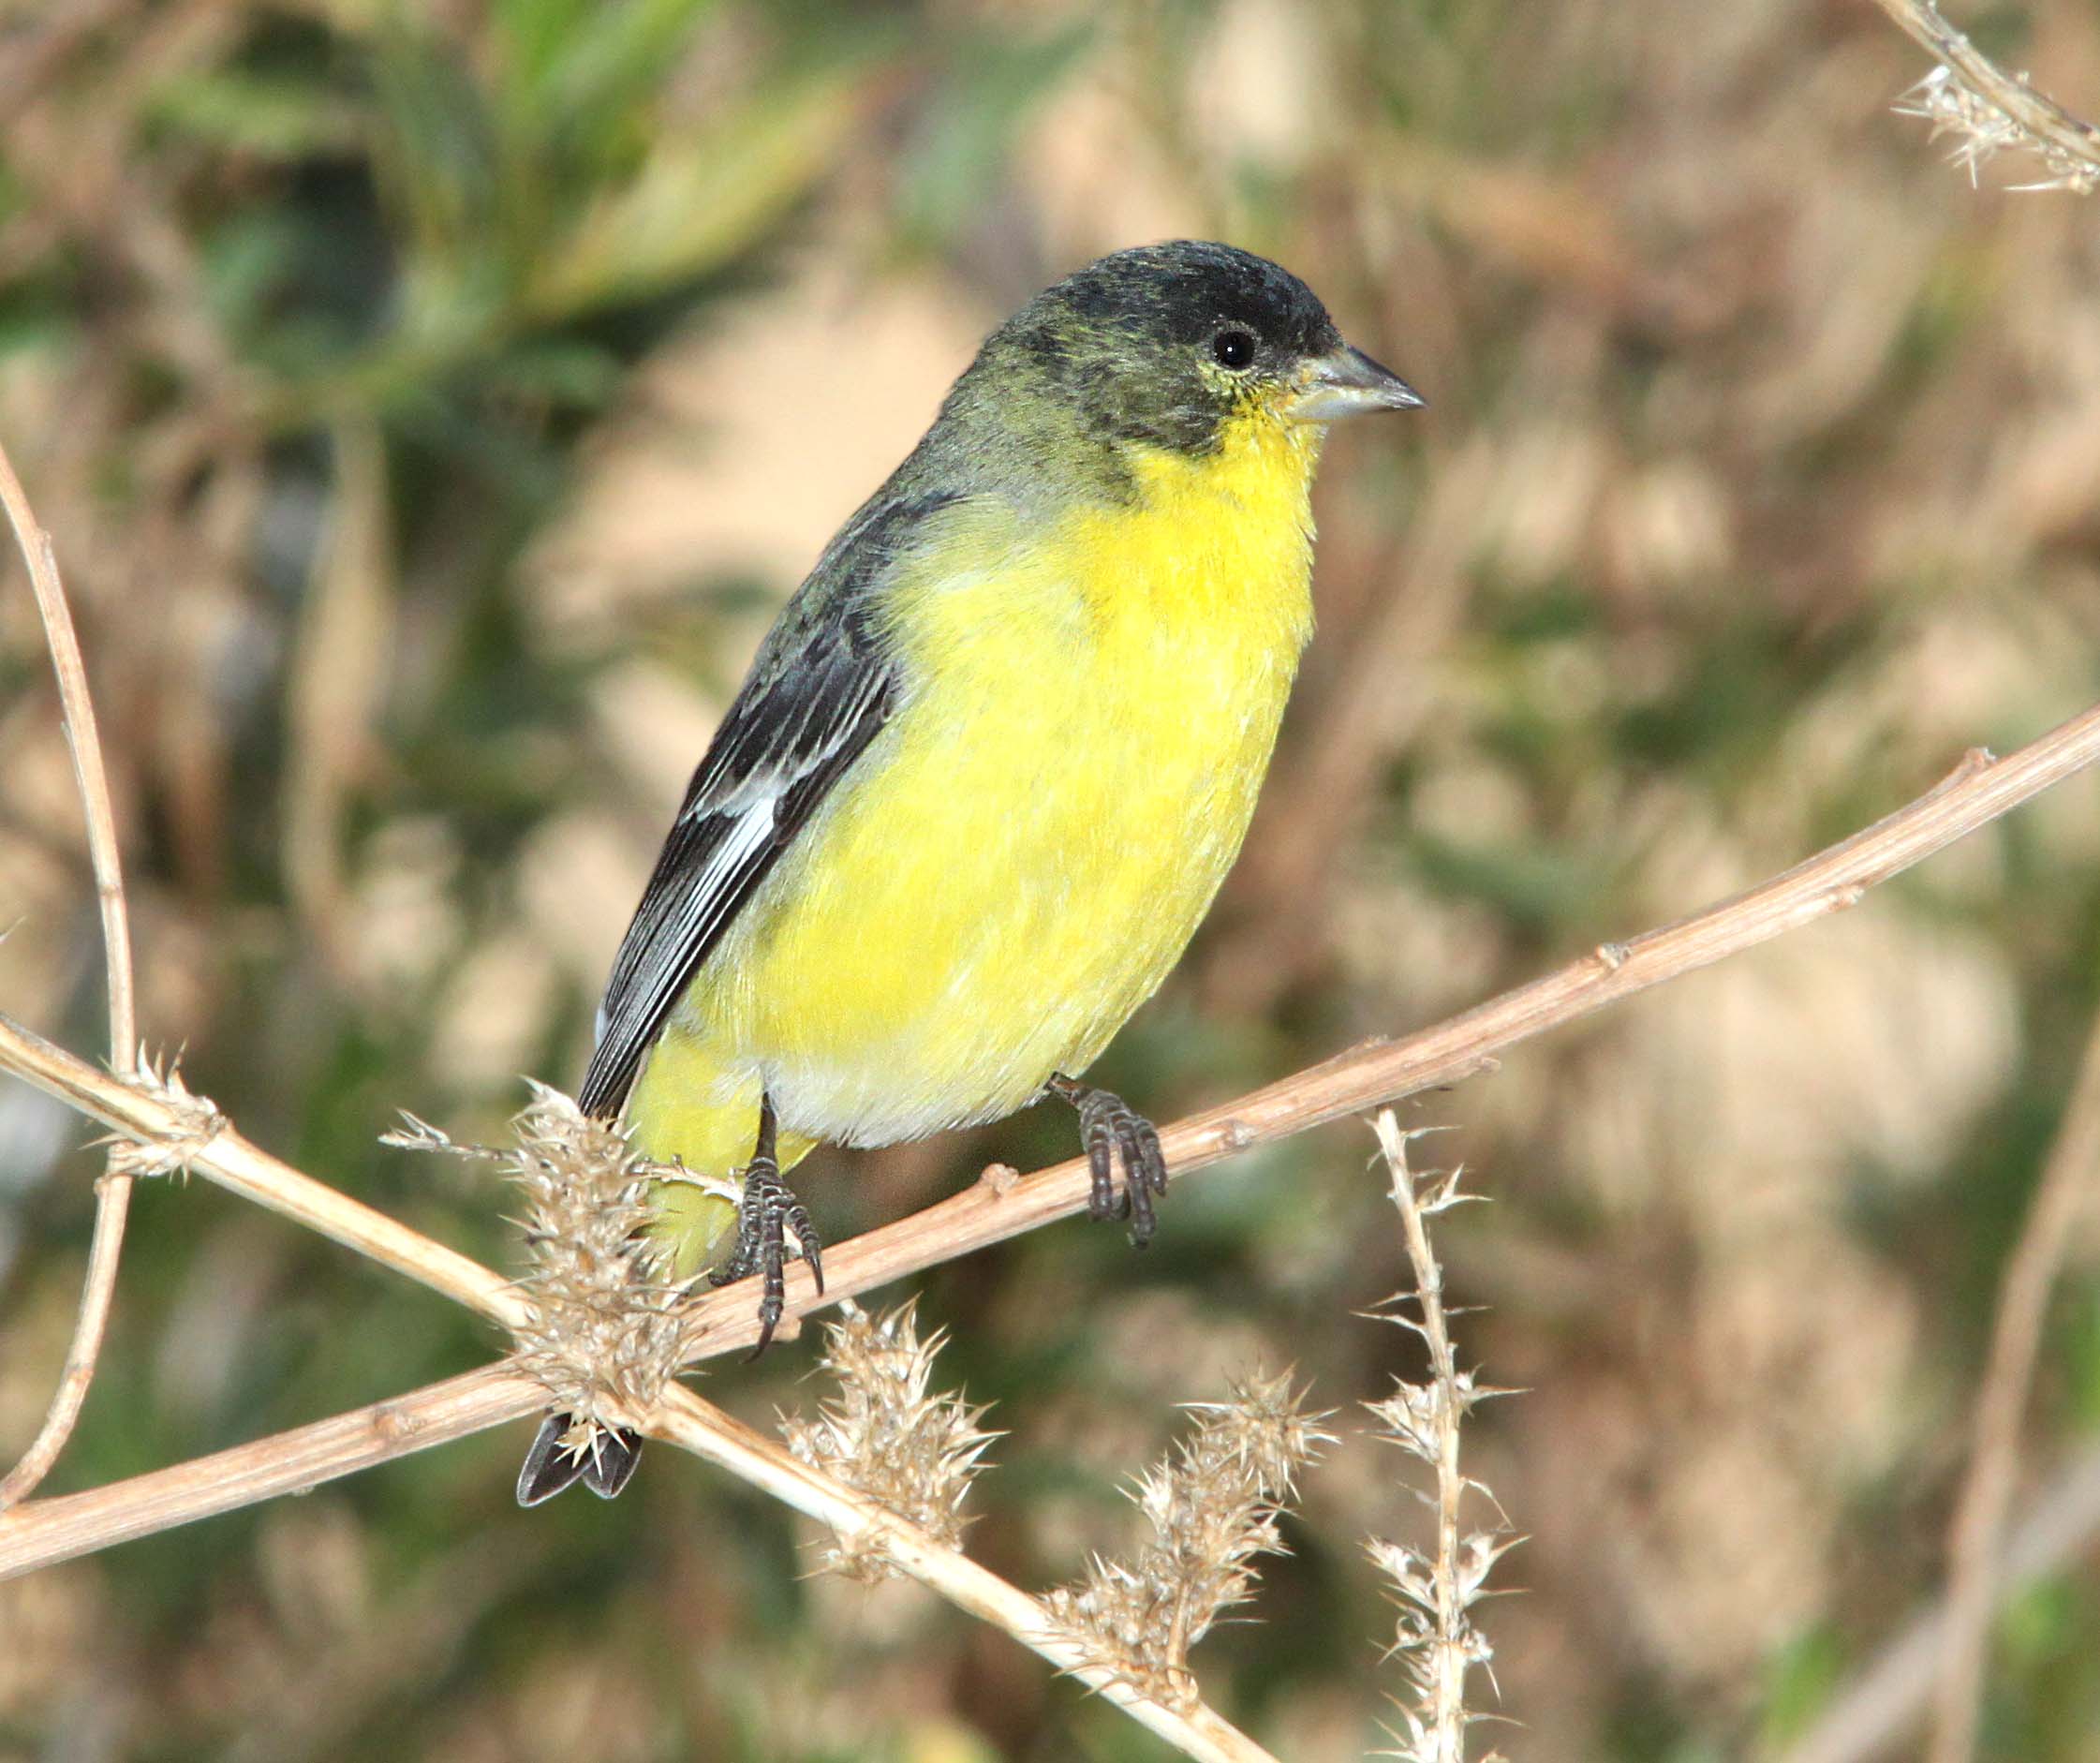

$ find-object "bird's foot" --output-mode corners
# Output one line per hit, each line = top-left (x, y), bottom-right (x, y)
(1046, 1073), (1168, 1244)
(710, 1147), (824, 1358)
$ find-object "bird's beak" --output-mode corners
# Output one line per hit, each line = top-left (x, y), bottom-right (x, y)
(1285, 345), (1426, 423)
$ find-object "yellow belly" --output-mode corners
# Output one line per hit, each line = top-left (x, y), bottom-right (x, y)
(628, 408), (1320, 1253)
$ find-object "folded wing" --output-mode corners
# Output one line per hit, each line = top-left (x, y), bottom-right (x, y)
(576, 494), (958, 1119)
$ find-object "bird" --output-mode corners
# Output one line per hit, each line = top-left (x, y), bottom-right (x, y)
(517, 240), (1422, 1504)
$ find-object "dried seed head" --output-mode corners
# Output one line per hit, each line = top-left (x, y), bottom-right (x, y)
(1894, 64), (2100, 194)
(781, 1299), (998, 1583)
(392, 1086), (706, 1449)
(1043, 1368), (1330, 1711)
(508, 1086), (698, 1429)
(99, 1046), (225, 1180)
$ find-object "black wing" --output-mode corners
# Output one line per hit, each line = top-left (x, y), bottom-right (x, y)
(576, 495), (955, 1120)
(577, 618), (894, 1119)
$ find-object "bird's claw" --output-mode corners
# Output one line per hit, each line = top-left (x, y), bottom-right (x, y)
(710, 1149), (824, 1358)
(1049, 1074), (1168, 1245)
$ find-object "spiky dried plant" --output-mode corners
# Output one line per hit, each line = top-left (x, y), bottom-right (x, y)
(1042, 1369), (1330, 1711)
(98, 1046), (224, 1180)
(779, 1298), (998, 1583)
(389, 1085), (711, 1467)
(1367, 1113), (1516, 1763)
(1893, 66), (2099, 193)
(1882, 2), (2100, 194)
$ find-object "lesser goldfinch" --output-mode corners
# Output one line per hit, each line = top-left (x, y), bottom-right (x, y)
(520, 241), (1420, 1504)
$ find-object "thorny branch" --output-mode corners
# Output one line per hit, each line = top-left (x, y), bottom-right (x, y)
(0, 437), (140, 1509)
(1368, 1115), (1505, 1763)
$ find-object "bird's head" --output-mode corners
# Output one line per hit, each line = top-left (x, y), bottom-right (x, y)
(982, 241), (1423, 465)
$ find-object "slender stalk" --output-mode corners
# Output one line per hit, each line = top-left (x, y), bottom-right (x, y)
(0, 438), (140, 1509)
(0, 1013), (521, 1331)
(0, 1366), (1279, 1763)
(1375, 1114), (1471, 1760)
(0, 1366), (540, 1572)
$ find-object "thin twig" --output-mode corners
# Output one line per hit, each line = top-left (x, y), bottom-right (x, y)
(0, 437), (140, 1509)
(0, 1364), (541, 1574)
(0, 1013), (519, 1329)
(1928, 1014), (2100, 1762)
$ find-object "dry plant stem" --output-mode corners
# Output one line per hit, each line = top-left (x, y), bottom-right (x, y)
(0, 1013), (521, 1332)
(0, 1365), (540, 1574)
(0, 437), (140, 1510)
(7, 704), (2100, 1560)
(1927, 1014), (2100, 1763)
(0, 1178), (133, 1509)
(0, 449), (134, 1082)
(650, 1389), (1280, 1763)
(1376, 1115), (1468, 1759)
(1872, 0), (2100, 180)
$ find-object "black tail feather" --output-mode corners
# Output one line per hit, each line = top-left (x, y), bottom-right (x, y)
(584, 1426), (643, 1499)
(517, 1414), (644, 1506)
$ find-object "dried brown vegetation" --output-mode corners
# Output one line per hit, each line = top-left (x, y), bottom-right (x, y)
(782, 1300), (998, 1582)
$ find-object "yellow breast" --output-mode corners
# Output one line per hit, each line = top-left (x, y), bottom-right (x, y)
(634, 404), (1322, 1172)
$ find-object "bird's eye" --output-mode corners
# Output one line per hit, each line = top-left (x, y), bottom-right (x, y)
(1212, 328), (1258, 370)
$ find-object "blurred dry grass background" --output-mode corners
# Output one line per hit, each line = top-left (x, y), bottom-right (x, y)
(4, 0), (2100, 1756)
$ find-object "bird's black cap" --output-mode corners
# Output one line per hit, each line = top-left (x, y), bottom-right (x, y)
(1050, 240), (1343, 362)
